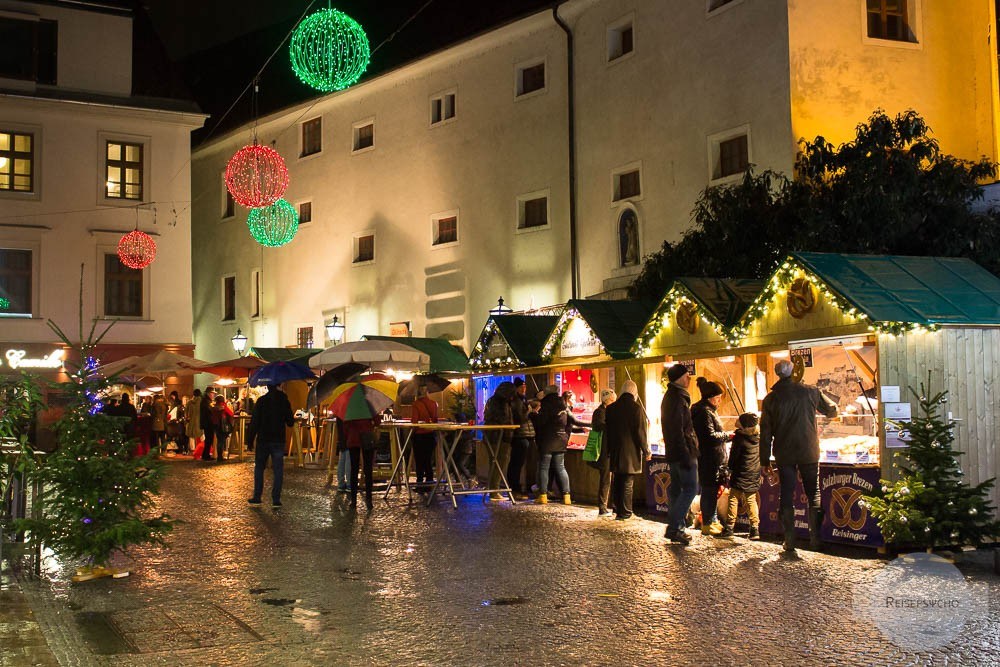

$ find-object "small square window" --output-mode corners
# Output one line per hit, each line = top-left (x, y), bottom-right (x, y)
(297, 326), (314, 349)
(299, 201), (312, 224)
(104, 253), (143, 317)
(718, 135), (748, 178)
(105, 140), (143, 200)
(301, 117), (322, 157)
(614, 170), (641, 201)
(608, 22), (634, 62)
(353, 122), (374, 152)
(222, 276), (235, 321)
(517, 62), (546, 96)
(519, 196), (548, 229)
(866, 0), (914, 42)
(354, 234), (375, 263)
(0, 130), (34, 193)
(433, 215), (458, 245)
(431, 92), (457, 125)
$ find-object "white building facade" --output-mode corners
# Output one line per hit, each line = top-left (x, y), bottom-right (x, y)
(0, 0), (205, 384)
(190, 0), (999, 359)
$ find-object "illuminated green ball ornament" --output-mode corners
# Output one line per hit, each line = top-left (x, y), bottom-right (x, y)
(247, 199), (299, 247)
(290, 8), (370, 92)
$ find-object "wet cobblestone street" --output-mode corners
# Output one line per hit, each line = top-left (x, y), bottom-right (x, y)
(7, 460), (1000, 666)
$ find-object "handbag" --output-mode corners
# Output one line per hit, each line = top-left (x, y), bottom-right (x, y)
(582, 429), (602, 463)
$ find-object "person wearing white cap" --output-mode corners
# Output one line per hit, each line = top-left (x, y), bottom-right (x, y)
(760, 359), (838, 551)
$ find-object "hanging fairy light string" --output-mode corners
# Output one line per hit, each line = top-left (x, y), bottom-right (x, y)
(290, 5), (370, 92)
(247, 198), (299, 247)
(117, 206), (156, 270)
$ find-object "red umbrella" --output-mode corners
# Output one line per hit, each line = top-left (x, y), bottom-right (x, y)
(199, 356), (266, 378)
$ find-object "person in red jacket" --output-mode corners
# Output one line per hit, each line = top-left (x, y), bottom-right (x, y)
(410, 384), (439, 490)
(344, 416), (379, 509)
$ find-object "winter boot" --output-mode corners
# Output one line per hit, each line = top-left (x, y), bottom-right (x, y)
(563, 494), (572, 505)
(781, 508), (797, 551)
(748, 525), (760, 540)
(536, 493), (548, 504)
(808, 507), (823, 550)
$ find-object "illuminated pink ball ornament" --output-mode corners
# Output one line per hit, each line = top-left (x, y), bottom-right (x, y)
(117, 230), (157, 269)
(225, 144), (290, 208)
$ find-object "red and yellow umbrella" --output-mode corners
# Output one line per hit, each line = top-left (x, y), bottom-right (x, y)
(327, 373), (398, 420)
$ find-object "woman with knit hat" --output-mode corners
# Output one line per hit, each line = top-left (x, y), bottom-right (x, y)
(691, 377), (732, 536)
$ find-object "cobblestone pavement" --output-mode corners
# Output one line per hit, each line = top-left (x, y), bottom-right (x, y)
(7, 459), (1000, 666)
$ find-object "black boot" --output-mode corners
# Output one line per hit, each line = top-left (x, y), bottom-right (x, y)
(781, 508), (797, 551)
(808, 507), (823, 550)
(349, 491), (358, 508)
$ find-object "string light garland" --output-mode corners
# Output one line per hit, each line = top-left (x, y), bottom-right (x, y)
(247, 198), (299, 247)
(290, 7), (370, 92)
(0, 296), (9, 310)
(225, 144), (290, 208)
(469, 320), (523, 371)
(633, 286), (738, 356)
(117, 229), (156, 269)
(540, 307), (608, 361)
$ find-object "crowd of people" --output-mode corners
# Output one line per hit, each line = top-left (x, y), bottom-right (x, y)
(479, 359), (838, 552)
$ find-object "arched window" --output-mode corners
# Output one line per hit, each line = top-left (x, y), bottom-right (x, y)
(618, 208), (639, 267)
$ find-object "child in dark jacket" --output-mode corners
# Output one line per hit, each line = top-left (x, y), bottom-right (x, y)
(720, 412), (762, 540)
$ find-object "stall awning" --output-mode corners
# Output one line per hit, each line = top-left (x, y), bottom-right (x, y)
(676, 278), (766, 328)
(469, 315), (560, 371)
(248, 347), (320, 364)
(792, 252), (1000, 326)
(547, 300), (654, 360)
(362, 335), (470, 373)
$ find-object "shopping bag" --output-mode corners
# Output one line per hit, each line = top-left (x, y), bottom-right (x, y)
(192, 441), (205, 459)
(582, 429), (602, 463)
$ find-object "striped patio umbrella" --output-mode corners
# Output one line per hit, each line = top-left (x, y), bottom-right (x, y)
(327, 373), (398, 420)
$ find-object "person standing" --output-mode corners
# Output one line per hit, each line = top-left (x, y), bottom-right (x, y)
(246, 383), (294, 508)
(604, 381), (650, 520)
(410, 384), (439, 490)
(692, 377), (731, 536)
(200, 388), (216, 461)
(343, 416), (378, 509)
(212, 394), (235, 462)
(720, 412), (762, 540)
(591, 389), (617, 516)
(483, 382), (515, 501)
(507, 378), (532, 499)
(150, 393), (168, 454)
(185, 389), (202, 455)
(760, 360), (838, 551)
(661, 364), (699, 545)
(534, 385), (573, 504)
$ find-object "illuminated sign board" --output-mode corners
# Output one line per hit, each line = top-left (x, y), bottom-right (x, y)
(2, 349), (64, 370)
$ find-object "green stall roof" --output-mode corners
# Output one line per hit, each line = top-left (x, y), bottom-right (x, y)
(793, 252), (1000, 325)
(362, 336), (470, 373)
(675, 277), (767, 328)
(563, 299), (655, 359)
(491, 315), (561, 367)
(248, 347), (320, 364)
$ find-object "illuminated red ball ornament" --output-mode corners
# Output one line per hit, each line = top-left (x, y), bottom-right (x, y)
(117, 230), (157, 269)
(225, 144), (290, 208)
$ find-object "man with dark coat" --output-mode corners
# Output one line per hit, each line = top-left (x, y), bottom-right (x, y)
(760, 360), (838, 551)
(604, 380), (649, 520)
(246, 383), (294, 508)
(661, 364), (698, 545)
(484, 382), (515, 501)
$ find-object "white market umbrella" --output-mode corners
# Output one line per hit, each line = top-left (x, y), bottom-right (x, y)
(308, 340), (430, 372)
(97, 350), (213, 392)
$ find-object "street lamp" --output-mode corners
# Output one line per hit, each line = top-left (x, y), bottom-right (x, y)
(325, 315), (345, 343)
(231, 328), (248, 356)
(489, 297), (513, 318)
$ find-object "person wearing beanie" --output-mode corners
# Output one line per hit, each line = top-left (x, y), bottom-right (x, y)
(691, 377), (731, 536)
(660, 363), (698, 545)
(719, 412), (762, 540)
(533, 384), (574, 505)
(590, 388), (618, 516)
(604, 380), (649, 520)
(760, 359), (838, 551)
(507, 377), (532, 499)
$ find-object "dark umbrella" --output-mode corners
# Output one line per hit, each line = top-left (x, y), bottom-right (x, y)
(248, 361), (317, 387)
(306, 362), (367, 409)
(397, 374), (452, 405)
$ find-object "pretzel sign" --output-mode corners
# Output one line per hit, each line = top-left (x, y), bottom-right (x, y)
(786, 277), (818, 319)
(676, 301), (700, 335)
(830, 486), (868, 531)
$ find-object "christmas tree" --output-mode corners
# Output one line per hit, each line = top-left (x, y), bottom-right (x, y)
(15, 269), (174, 581)
(864, 378), (999, 549)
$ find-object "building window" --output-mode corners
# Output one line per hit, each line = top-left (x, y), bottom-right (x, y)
(866, 0), (913, 42)
(718, 135), (749, 179)
(607, 20), (634, 62)
(431, 92), (457, 125)
(614, 169), (641, 201)
(299, 201), (312, 224)
(222, 276), (235, 321)
(250, 268), (261, 318)
(516, 61), (546, 97)
(297, 326), (314, 349)
(433, 215), (458, 246)
(105, 141), (143, 200)
(353, 121), (374, 152)
(354, 234), (375, 263)
(222, 173), (235, 218)
(518, 195), (549, 230)
(301, 117), (322, 157)
(0, 248), (31, 315)
(0, 17), (57, 84)
(618, 208), (640, 267)
(104, 253), (142, 317)
(0, 131), (34, 193)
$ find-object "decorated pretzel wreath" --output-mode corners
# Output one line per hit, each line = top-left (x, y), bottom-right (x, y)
(676, 301), (700, 335)
(786, 277), (818, 319)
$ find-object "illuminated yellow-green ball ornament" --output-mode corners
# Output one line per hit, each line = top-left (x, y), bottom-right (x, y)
(247, 199), (299, 247)
(290, 7), (370, 92)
